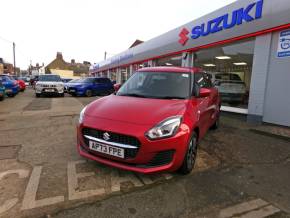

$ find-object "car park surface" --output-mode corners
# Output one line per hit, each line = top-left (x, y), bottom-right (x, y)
(0, 88), (221, 218)
(0, 88), (290, 218)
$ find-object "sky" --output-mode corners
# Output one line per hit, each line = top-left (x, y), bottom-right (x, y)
(0, 0), (236, 70)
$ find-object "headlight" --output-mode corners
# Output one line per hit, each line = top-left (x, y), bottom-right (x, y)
(146, 116), (182, 140)
(79, 106), (87, 123)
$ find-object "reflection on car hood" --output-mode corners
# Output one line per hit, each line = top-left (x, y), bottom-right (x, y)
(67, 82), (87, 87)
(85, 95), (188, 125)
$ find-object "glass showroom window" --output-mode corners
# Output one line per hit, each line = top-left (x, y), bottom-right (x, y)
(120, 67), (130, 83)
(194, 39), (255, 110)
(109, 69), (117, 82)
(155, 54), (182, 67)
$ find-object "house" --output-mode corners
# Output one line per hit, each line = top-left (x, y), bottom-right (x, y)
(0, 58), (20, 75)
(46, 52), (91, 78)
(29, 63), (44, 76)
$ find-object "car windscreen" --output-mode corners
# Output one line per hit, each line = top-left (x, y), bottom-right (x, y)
(39, 75), (61, 82)
(68, 79), (80, 83)
(82, 78), (95, 83)
(117, 71), (190, 99)
(215, 74), (242, 81)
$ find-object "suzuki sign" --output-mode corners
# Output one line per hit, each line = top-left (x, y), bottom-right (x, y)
(179, 0), (264, 45)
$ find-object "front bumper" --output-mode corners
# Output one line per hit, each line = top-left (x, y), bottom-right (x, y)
(35, 87), (64, 95)
(77, 117), (190, 174)
(5, 86), (18, 95)
(68, 87), (86, 96)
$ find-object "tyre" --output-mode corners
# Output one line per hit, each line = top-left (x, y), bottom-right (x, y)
(178, 133), (198, 175)
(35, 93), (41, 98)
(0, 96), (4, 101)
(210, 114), (220, 130)
(7, 93), (15, 98)
(85, 89), (93, 97)
(59, 93), (64, 97)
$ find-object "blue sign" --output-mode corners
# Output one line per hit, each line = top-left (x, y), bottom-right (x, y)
(191, 0), (264, 40)
(277, 29), (290, 58)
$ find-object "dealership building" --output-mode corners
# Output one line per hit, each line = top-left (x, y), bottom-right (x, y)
(90, 0), (290, 127)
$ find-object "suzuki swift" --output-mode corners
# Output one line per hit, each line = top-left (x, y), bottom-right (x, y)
(77, 67), (220, 174)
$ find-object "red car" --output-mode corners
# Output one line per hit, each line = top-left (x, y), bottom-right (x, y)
(77, 67), (220, 174)
(12, 76), (26, 92)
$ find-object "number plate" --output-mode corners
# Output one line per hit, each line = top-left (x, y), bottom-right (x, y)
(45, 89), (55, 92)
(89, 141), (125, 158)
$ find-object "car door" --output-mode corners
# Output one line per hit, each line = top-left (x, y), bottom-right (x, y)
(94, 78), (106, 94)
(193, 72), (211, 137)
(202, 73), (219, 129)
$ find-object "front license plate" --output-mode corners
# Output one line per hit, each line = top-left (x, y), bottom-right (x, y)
(70, 89), (75, 92)
(89, 141), (124, 158)
(45, 89), (54, 92)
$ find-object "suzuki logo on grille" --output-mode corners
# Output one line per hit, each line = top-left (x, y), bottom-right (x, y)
(103, 132), (110, 141)
(178, 28), (189, 46)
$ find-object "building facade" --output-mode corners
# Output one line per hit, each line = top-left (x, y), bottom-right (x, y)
(46, 52), (91, 78)
(91, 0), (290, 127)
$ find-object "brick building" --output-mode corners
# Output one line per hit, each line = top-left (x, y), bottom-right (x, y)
(46, 52), (91, 77)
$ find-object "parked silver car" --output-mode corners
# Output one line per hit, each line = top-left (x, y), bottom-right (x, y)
(209, 73), (247, 105)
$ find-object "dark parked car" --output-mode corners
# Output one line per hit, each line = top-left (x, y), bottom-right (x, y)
(67, 77), (114, 97)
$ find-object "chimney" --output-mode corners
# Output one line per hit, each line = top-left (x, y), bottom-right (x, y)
(56, 52), (63, 60)
(71, 59), (75, 64)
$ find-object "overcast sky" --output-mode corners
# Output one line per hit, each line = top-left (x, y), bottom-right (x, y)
(0, 0), (236, 69)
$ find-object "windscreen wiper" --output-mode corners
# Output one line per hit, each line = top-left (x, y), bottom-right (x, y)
(157, 96), (186, 99)
(119, 93), (148, 98)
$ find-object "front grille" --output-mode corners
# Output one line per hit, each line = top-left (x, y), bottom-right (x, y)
(42, 84), (57, 88)
(82, 128), (141, 159)
(83, 128), (141, 146)
(146, 150), (174, 167)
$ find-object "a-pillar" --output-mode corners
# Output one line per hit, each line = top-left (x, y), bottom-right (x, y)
(116, 68), (122, 84)
(181, 52), (194, 67)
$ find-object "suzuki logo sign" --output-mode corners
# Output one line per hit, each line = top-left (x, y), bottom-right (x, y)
(103, 132), (110, 141)
(178, 0), (264, 46)
(178, 28), (190, 46)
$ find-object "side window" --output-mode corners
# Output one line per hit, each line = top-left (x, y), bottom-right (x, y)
(203, 73), (213, 88)
(194, 73), (206, 88)
(103, 78), (111, 83)
(97, 78), (110, 84)
(194, 73), (213, 88)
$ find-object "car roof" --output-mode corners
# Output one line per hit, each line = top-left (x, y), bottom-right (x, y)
(40, 74), (60, 76)
(137, 66), (203, 73)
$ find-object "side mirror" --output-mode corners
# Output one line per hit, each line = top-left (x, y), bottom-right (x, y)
(114, 83), (122, 92)
(199, 88), (211, 98)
